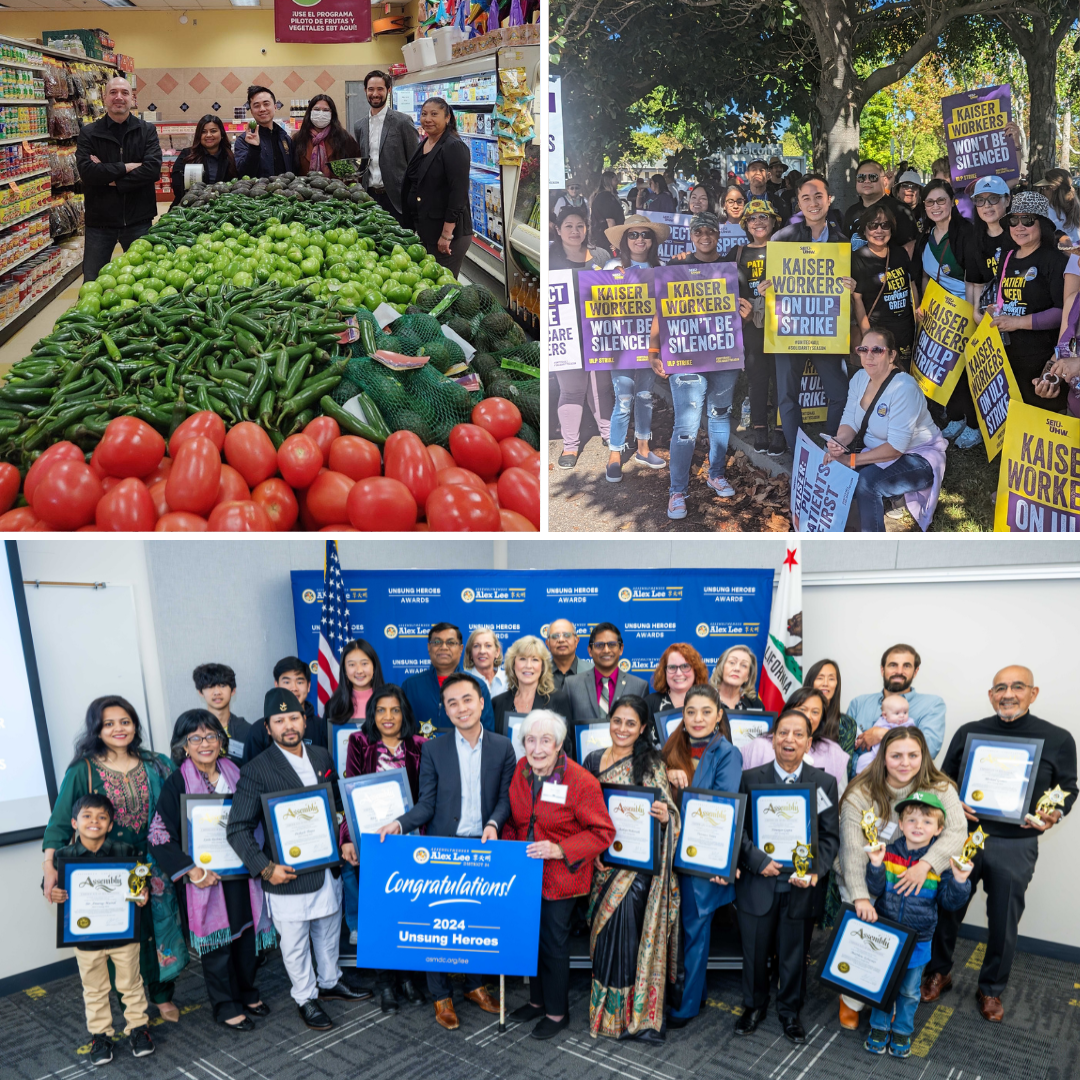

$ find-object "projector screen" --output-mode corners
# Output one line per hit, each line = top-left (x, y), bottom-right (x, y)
(0, 541), (55, 844)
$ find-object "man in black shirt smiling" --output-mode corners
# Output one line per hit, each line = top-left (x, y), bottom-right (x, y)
(923, 665), (1077, 1023)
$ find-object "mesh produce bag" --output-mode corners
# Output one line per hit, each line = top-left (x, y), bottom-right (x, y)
(400, 364), (476, 443)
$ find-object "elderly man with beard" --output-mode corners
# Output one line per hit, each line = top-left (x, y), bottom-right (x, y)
(846, 644), (946, 759)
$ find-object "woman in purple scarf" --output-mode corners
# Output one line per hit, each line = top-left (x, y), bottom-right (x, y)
(150, 710), (276, 1030)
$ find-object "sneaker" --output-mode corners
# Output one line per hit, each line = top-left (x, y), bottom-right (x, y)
(888, 1033), (912, 1058)
(768, 429), (787, 456)
(864, 1028), (890, 1055)
(667, 492), (687, 519)
(557, 452), (577, 469)
(633, 451), (666, 469)
(129, 1027), (155, 1058)
(349, 929), (357, 945)
(752, 427), (769, 453)
(942, 419), (967, 440)
(606, 460), (623, 483)
(707, 475), (735, 498)
(89, 1034), (114, 1067)
(955, 425), (983, 450)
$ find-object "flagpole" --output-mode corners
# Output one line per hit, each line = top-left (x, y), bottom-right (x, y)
(499, 974), (505, 1033)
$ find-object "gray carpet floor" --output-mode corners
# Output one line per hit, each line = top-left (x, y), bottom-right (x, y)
(3, 934), (1077, 1080)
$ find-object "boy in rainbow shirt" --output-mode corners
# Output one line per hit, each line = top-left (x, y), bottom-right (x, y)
(862, 791), (972, 1058)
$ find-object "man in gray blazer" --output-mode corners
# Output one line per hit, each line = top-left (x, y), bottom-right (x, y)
(353, 70), (419, 222)
(546, 618), (594, 692)
(564, 622), (649, 726)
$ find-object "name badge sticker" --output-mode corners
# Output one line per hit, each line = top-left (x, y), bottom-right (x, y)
(541, 782), (568, 805)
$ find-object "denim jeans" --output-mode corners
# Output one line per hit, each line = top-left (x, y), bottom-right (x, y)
(775, 353), (848, 451)
(82, 220), (153, 282)
(853, 454), (934, 532)
(609, 368), (656, 451)
(668, 369), (738, 494)
(869, 963), (924, 1036)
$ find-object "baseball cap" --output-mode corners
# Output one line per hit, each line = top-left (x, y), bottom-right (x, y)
(896, 170), (923, 187)
(894, 791), (946, 816)
(965, 175), (1010, 198)
(689, 211), (720, 232)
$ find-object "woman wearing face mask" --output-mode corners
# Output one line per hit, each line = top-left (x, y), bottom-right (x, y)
(709, 645), (763, 712)
(171, 115), (237, 206)
(293, 95), (361, 178)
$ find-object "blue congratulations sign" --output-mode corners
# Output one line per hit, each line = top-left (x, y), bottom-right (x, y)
(356, 834), (543, 975)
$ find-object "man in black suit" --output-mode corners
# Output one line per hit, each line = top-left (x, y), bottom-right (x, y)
(378, 672), (516, 1031)
(242, 657), (326, 763)
(734, 709), (841, 1044)
(227, 689), (370, 1031)
(353, 70), (419, 222)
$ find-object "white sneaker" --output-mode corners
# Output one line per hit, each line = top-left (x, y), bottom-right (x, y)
(349, 930), (357, 945)
(707, 476), (735, 498)
(955, 425), (983, 450)
(942, 419), (966, 440)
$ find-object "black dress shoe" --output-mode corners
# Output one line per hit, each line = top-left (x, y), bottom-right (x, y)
(243, 1002), (271, 1017)
(399, 979), (424, 1005)
(734, 1005), (767, 1036)
(298, 1000), (333, 1030)
(666, 1013), (694, 1030)
(319, 980), (373, 1002)
(509, 1002), (546, 1023)
(221, 1016), (256, 1032)
(530, 1015), (570, 1040)
(782, 1016), (806, 1044)
(380, 987), (399, 1014)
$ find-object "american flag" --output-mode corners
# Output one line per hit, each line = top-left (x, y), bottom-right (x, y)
(317, 540), (353, 712)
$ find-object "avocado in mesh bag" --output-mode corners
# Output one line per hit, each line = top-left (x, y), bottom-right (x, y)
(509, 380), (541, 430)
(446, 316), (476, 343)
(517, 420), (540, 451)
(330, 377), (363, 405)
(416, 289), (440, 312)
(470, 351), (500, 382)
(391, 312), (443, 343)
(401, 364), (476, 444)
(510, 340), (541, 367)
(486, 372), (517, 400)
(481, 310), (514, 339)
(451, 285), (482, 319)
(419, 336), (466, 374)
(475, 285), (500, 313)
(394, 328), (424, 355)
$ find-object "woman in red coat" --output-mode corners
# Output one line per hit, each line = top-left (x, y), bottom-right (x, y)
(502, 708), (615, 1040)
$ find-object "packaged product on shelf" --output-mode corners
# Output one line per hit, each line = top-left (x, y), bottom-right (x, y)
(46, 102), (81, 140)
(0, 140), (48, 183)
(48, 192), (84, 239)
(48, 145), (80, 188)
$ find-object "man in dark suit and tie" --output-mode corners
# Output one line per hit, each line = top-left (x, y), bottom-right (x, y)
(227, 689), (370, 1032)
(735, 709), (841, 1044)
(353, 70), (419, 222)
(378, 672), (516, 1030)
(402, 623), (494, 735)
(563, 622), (649, 732)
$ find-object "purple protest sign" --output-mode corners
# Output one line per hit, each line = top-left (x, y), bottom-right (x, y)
(653, 261), (744, 375)
(577, 267), (656, 371)
(942, 84), (1020, 188)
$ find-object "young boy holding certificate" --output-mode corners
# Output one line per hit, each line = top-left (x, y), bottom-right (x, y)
(45, 794), (154, 1066)
(862, 791), (972, 1058)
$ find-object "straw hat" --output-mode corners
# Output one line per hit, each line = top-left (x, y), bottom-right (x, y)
(605, 214), (671, 251)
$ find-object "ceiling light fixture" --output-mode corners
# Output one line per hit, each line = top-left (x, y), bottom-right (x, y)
(99, 0), (137, 7)
(230, 0), (262, 6)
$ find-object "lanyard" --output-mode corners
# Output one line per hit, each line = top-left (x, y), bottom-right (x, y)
(996, 249), (1014, 313)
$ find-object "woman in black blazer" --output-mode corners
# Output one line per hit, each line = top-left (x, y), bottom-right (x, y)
(491, 635), (572, 755)
(171, 115), (237, 206)
(400, 96), (474, 278)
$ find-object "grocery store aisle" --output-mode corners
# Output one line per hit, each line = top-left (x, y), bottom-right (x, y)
(0, 274), (80, 375)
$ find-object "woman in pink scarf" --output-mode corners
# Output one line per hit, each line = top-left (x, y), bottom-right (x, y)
(150, 710), (276, 1030)
(293, 94), (361, 178)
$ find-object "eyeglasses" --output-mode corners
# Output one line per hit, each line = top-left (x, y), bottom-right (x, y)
(186, 733), (223, 746)
(1007, 214), (1039, 228)
(865, 222), (890, 232)
(624, 231), (653, 241)
(666, 663), (693, 674)
(923, 197), (950, 209)
(746, 214), (772, 224)
(592, 641), (621, 651)
(855, 345), (889, 356)
(567, 186), (580, 191)
(990, 682), (1033, 695)
(724, 199), (746, 208)
(857, 174), (881, 183)
(430, 637), (461, 648)
(548, 632), (574, 641)
(973, 194), (1003, 207)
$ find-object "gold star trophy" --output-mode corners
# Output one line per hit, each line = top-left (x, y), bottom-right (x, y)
(791, 841), (813, 883)
(1024, 785), (1071, 828)
(950, 827), (987, 874)
(126, 861), (151, 902)
(860, 808), (884, 854)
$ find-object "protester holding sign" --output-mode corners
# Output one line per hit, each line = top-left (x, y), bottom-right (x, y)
(584, 696), (681, 1041)
(708, 645), (764, 712)
(687, 183), (713, 215)
(894, 169), (926, 234)
(825, 328), (947, 531)
(503, 709), (616, 1040)
(914, 179), (981, 305)
(646, 643), (710, 716)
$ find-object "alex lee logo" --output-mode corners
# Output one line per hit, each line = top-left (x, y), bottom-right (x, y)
(696, 622), (709, 638)
(763, 800), (801, 820)
(302, 589), (317, 604)
(851, 927), (893, 952)
(619, 587), (633, 602)
(413, 847), (431, 864)
(384, 625), (399, 639)
(78, 873), (124, 892)
(461, 589), (476, 603)
(283, 802), (321, 822)
(618, 658), (632, 673)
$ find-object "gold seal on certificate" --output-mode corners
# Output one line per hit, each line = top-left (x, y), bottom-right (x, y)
(1024, 785), (1070, 828)
(791, 842), (813, 883)
(268, 788), (335, 868)
(951, 826), (986, 873)
(860, 809), (883, 853)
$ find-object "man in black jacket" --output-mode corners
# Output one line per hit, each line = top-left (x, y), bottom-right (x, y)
(923, 666), (1077, 1023)
(74, 77), (162, 282)
(242, 656), (325, 763)
(227, 688), (370, 1031)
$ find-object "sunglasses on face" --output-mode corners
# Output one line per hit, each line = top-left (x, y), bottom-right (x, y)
(865, 222), (890, 232)
(1007, 214), (1038, 228)
(857, 173), (881, 183)
(924, 197), (950, 209)
(973, 194), (1003, 207)
(624, 231), (653, 241)
(747, 214), (772, 225)
(856, 344), (889, 356)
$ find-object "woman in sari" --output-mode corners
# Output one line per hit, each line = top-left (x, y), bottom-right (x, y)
(583, 695), (681, 1042)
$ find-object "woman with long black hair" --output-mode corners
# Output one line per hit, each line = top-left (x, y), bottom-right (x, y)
(170, 114), (237, 205)
(293, 94), (361, 178)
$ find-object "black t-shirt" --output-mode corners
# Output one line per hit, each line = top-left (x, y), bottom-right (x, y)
(993, 244), (1068, 371)
(671, 251), (722, 265)
(590, 189), (624, 248)
(851, 244), (917, 349)
(844, 194), (918, 247)
(731, 244), (768, 347)
(548, 241), (609, 271)
(971, 226), (1017, 285)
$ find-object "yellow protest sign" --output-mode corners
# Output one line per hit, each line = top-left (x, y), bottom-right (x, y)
(965, 314), (1023, 461)
(764, 242), (850, 354)
(910, 280), (976, 405)
(994, 401), (1080, 532)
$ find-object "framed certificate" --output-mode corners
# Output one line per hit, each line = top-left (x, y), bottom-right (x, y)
(505, 712), (528, 761)
(959, 733), (1044, 822)
(729, 712), (776, 750)
(179, 794), (249, 879)
(653, 709), (683, 748)
(601, 783), (660, 874)
(56, 857), (140, 948)
(340, 769), (414, 841)
(576, 722), (613, 763)
(328, 721), (362, 778)
(672, 787), (746, 881)
(261, 783), (340, 873)
(748, 784), (818, 870)
(818, 904), (916, 1008)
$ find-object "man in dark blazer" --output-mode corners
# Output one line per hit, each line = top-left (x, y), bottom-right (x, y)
(564, 622), (649, 725)
(378, 672), (515, 1030)
(353, 70), (419, 222)
(227, 688), (369, 1031)
(402, 623), (494, 735)
(241, 656), (325, 763)
(734, 709), (841, 1044)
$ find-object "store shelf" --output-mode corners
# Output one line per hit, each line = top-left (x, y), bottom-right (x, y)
(0, 59), (42, 73)
(0, 206), (49, 232)
(0, 261), (81, 348)
(0, 99), (47, 106)
(0, 34), (119, 72)
(0, 133), (49, 147)
(0, 168), (49, 188)
(0, 240), (52, 279)
(461, 132), (497, 142)
(470, 163), (500, 176)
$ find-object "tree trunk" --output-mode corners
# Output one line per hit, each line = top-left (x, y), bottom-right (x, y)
(1026, 42), (1058, 183)
(816, 84), (862, 209)
(1063, 108), (1073, 172)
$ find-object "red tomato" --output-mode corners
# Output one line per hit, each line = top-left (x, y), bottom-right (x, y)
(214, 464), (251, 507)
(471, 397), (522, 441)
(31, 460), (103, 530)
(303, 416), (340, 462)
(223, 422), (278, 487)
(169, 411), (226, 458)
(144, 456), (173, 486)
(76, 525), (98, 532)
(24, 442), (84, 505)
(95, 478), (157, 532)
(165, 435), (222, 516)
(277, 433), (324, 489)
(425, 485), (501, 532)
(28, 520), (53, 531)
(101, 475), (123, 494)
(448, 424), (502, 481)
(329, 435), (382, 481)
(499, 509), (538, 531)
(89, 443), (108, 481)
(297, 483), (321, 532)
(252, 478), (299, 531)
(486, 481), (500, 507)
(148, 479), (170, 518)
(437, 466), (487, 491)
(95, 417), (165, 479)
(0, 462), (19, 513)
(346, 477), (417, 531)
(155, 511), (208, 532)
(384, 431), (436, 519)
(0, 506), (38, 530)
(499, 437), (538, 472)
(497, 466), (540, 529)
(427, 444), (455, 471)
(319, 524), (357, 531)
(207, 500), (275, 532)
(305, 470), (356, 528)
